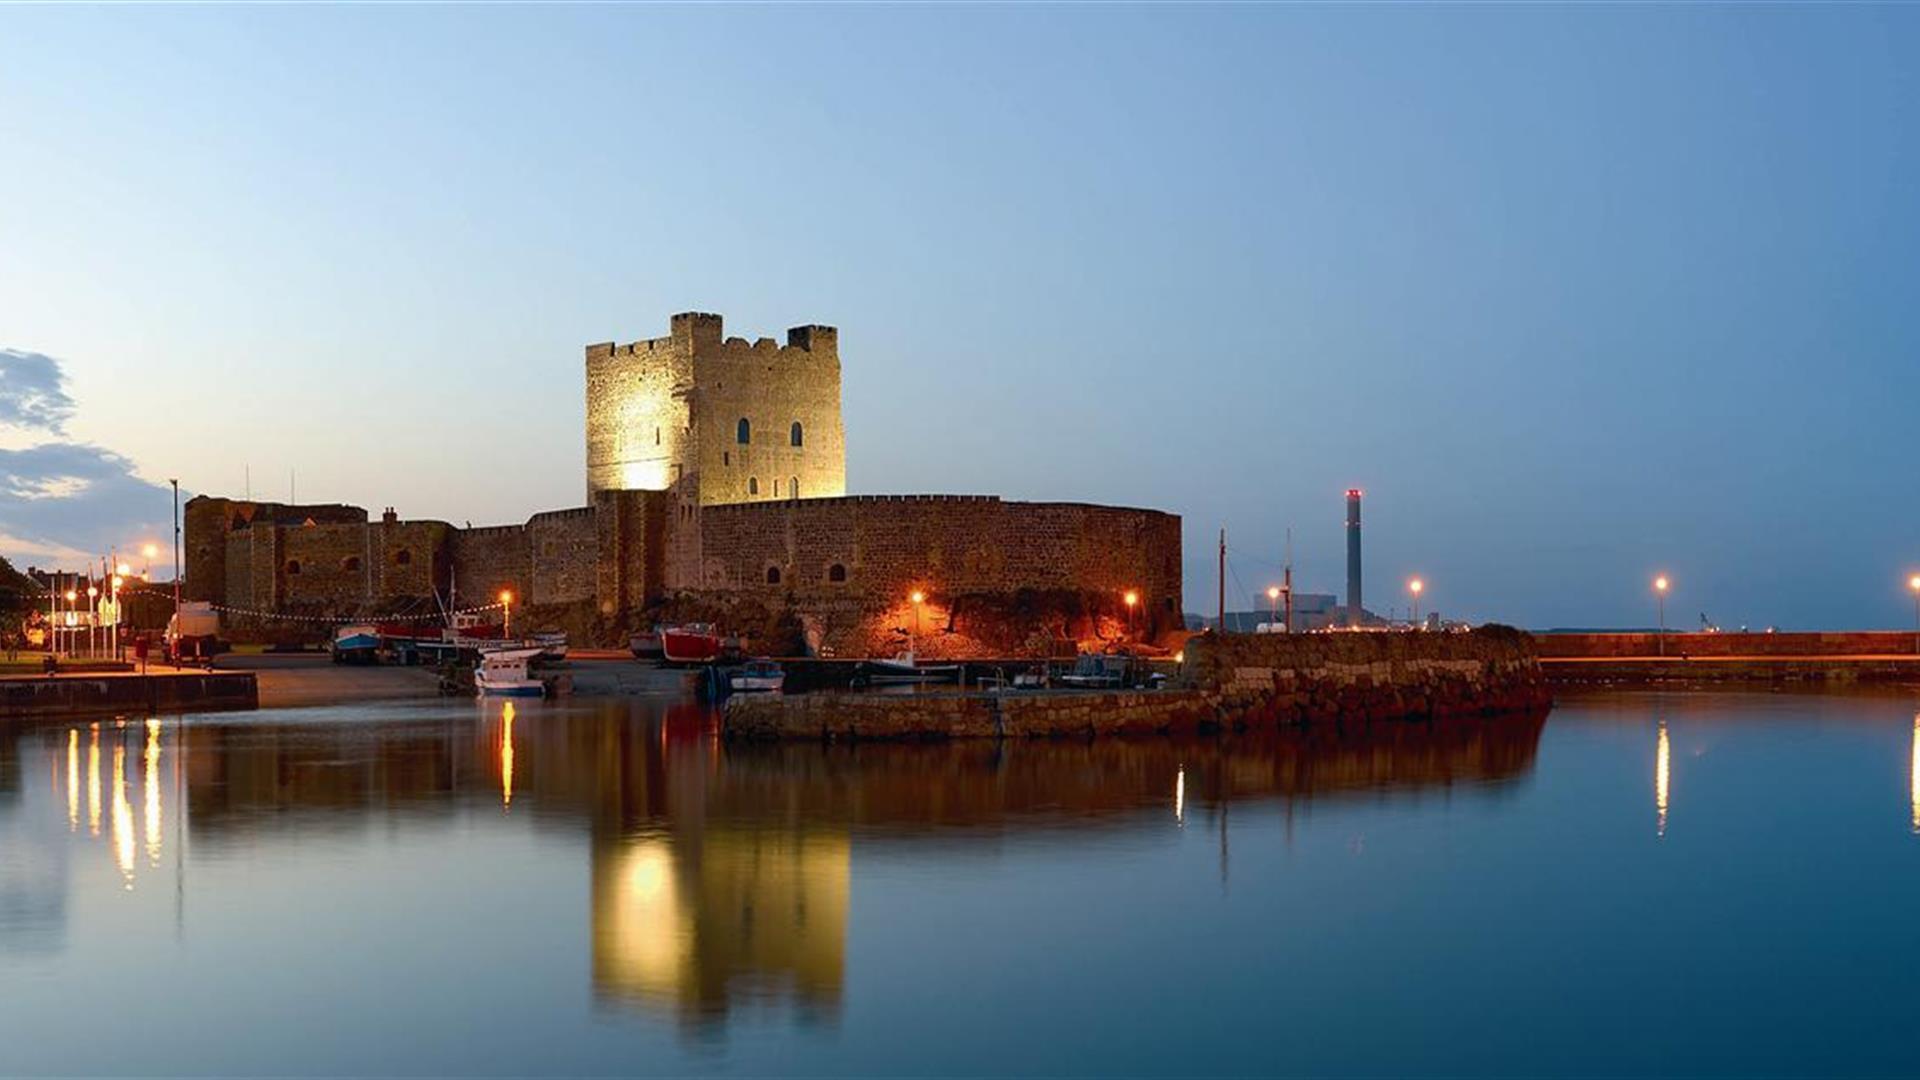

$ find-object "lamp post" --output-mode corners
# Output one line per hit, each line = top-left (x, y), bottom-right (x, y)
(1124, 589), (1139, 638)
(909, 590), (925, 650)
(1266, 586), (1280, 632)
(499, 590), (513, 638)
(1908, 575), (1920, 655)
(1408, 578), (1424, 629)
(1654, 575), (1670, 657)
(63, 589), (77, 659)
(86, 585), (99, 658)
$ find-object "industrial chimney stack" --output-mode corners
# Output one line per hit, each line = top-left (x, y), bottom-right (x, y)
(1345, 489), (1363, 628)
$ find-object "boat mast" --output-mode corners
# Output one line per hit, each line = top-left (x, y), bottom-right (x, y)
(1217, 527), (1226, 633)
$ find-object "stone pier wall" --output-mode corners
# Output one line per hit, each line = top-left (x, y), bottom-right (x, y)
(726, 627), (1549, 740)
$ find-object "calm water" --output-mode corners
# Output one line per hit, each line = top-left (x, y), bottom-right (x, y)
(3, 689), (1919, 1076)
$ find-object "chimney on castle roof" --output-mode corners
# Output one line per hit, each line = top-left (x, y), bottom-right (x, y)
(382, 507), (398, 524)
(787, 324), (837, 352)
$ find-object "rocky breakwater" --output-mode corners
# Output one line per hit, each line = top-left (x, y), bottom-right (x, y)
(1181, 625), (1550, 729)
(725, 627), (1549, 742)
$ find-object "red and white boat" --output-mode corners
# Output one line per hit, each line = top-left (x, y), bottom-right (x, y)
(660, 623), (724, 665)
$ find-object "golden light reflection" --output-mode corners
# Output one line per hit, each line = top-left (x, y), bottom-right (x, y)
(1175, 765), (1186, 825)
(1656, 721), (1671, 838)
(66, 728), (79, 831)
(87, 723), (101, 837)
(594, 830), (849, 1019)
(500, 701), (516, 811)
(1909, 714), (1919, 835)
(111, 743), (135, 887)
(144, 719), (163, 864)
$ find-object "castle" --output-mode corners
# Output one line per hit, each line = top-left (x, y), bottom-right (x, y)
(185, 313), (1182, 656)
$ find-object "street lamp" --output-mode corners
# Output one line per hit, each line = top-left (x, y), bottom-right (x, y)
(499, 590), (513, 638)
(1124, 589), (1139, 637)
(1654, 575), (1670, 657)
(909, 590), (925, 646)
(1408, 578), (1424, 629)
(1908, 574), (1920, 655)
(87, 585), (99, 659)
(1266, 585), (1280, 631)
(63, 589), (77, 659)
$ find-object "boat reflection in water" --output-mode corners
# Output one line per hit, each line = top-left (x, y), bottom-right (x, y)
(0, 700), (1546, 1029)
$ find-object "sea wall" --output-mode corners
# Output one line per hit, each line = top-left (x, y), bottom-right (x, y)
(726, 628), (1548, 741)
(1536, 631), (1920, 658)
(0, 672), (259, 719)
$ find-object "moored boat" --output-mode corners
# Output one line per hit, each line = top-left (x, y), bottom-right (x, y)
(862, 651), (961, 685)
(661, 623), (724, 665)
(331, 624), (381, 664)
(532, 630), (568, 662)
(474, 646), (549, 697)
(630, 628), (664, 661)
(729, 659), (786, 693)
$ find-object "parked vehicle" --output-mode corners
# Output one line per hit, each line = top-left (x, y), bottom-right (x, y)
(164, 601), (224, 666)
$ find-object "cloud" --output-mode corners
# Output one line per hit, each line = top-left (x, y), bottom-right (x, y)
(0, 349), (175, 570)
(0, 349), (77, 434)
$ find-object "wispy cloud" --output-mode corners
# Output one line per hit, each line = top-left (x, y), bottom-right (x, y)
(0, 349), (175, 569)
(0, 349), (77, 434)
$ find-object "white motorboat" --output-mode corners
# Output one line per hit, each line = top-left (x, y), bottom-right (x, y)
(729, 659), (786, 693)
(862, 651), (961, 684)
(475, 647), (549, 697)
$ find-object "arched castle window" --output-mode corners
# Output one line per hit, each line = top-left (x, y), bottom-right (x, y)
(737, 418), (751, 445)
(749, 477), (759, 496)
(790, 476), (799, 499)
(790, 421), (803, 447)
(766, 566), (781, 585)
(828, 563), (847, 583)
(394, 549), (412, 566)
(285, 560), (301, 576)
(342, 556), (361, 572)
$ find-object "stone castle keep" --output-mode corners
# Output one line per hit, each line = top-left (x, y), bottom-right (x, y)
(186, 313), (1182, 656)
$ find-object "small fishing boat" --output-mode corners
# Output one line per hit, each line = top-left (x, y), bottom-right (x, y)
(862, 651), (961, 685)
(475, 647), (549, 697)
(729, 659), (786, 693)
(331, 624), (381, 665)
(630, 628), (664, 661)
(532, 630), (569, 662)
(661, 623), (724, 665)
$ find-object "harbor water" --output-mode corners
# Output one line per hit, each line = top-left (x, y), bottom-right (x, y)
(2, 688), (1918, 1075)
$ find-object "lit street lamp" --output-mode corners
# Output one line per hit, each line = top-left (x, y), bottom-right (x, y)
(1124, 589), (1139, 637)
(1654, 575), (1670, 657)
(499, 590), (513, 638)
(910, 590), (926, 646)
(1267, 585), (1280, 631)
(1408, 578), (1424, 629)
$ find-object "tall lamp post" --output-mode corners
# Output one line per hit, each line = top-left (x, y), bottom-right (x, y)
(1908, 575), (1920, 655)
(909, 590), (925, 651)
(1266, 585), (1280, 632)
(1408, 578), (1424, 629)
(499, 590), (513, 639)
(1654, 575), (1670, 657)
(1124, 589), (1139, 638)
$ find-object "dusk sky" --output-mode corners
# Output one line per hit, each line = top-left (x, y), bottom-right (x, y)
(3, 5), (1917, 629)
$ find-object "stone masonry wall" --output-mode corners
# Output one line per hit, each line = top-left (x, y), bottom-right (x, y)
(585, 312), (846, 507)
(688, 495), (1184, 655)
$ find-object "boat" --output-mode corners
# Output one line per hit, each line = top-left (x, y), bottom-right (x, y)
(630, 628), (664, 661)
(862, 651), (961, 685)
(331, 624), (381, 665)
(474, 646), (549, 697)
(729, 659), (786, 693)
(1058, 653), (1131, 689)
(661, 623), (724, 665)
(532, 630), (568, 662)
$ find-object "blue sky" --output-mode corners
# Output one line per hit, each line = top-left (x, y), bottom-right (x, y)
(2, 5), (1916, 629)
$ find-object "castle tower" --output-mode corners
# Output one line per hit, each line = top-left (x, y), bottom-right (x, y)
(585, 312), (846, 506)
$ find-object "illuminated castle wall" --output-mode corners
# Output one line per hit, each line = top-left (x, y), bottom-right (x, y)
(585, 312), (846, 506)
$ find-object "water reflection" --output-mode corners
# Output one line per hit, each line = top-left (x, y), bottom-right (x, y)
(1656, 720), (1671, 838)
(0, 702), (1547, 1029)
(1910, 714), (1919, 835)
